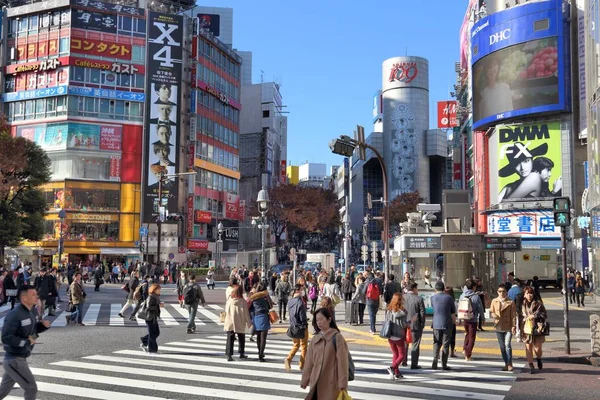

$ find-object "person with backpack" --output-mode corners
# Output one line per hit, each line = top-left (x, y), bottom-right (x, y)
(300, 307), (349, 400)
(118, 271), (139, 318)
(458, 279), (484, 361)
(275, 274), (291, 323)
(183, 274), (207, 334)
(285, 284), (309, 372)
(364, 273), (381, 334)
(129, 275), (150, 321)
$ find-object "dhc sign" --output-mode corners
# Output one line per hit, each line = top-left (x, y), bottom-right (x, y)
(490, 28), (511, 45)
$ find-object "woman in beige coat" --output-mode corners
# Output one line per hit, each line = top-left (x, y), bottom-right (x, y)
(490, 286), (517, 371)
(224, 284), (252, 361)
(301, 307), (349, 400)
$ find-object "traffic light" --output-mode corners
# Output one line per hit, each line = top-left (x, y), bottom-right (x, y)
(139, 243), (145, 253)
(553, 197), (571, 227)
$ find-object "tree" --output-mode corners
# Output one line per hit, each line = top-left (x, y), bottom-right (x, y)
(0, 124), (52, 262)
(387, 191), (424, 227)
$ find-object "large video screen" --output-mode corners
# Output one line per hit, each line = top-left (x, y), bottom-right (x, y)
(473, 37), (559, 125)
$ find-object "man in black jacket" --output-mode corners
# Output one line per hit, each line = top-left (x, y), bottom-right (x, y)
(284, 284), (308, 372)
(403, 282), (426, 369)
(383, 274), (401, 304)
(0, 285), (50, 400)
(34, 268), (55, 318)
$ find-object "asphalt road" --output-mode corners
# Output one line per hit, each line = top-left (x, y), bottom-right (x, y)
(0, 282), (596, 399)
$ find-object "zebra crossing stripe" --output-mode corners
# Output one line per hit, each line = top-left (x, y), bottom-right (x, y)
(37, 381), (169, 400)
(208, 304), (224, 310)
(109, 304), (124, 326)
(82, 304), (101, 326)
(29, 367), (298, 400)
(170, 304), (206, 325)
(157, 305), (179, 326)
(197, 306), (223, 325)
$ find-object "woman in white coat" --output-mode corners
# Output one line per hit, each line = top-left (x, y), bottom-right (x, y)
(224, 284), (252, 361)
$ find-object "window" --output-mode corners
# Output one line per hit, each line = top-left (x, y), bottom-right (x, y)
(120, 16), (132, 31)
(59, 37), (69, 55)
(89, 69), (101, 83)
(72, 66), (85, 82)
(132, 45), (145, 63)
(67, 221), (119, 241)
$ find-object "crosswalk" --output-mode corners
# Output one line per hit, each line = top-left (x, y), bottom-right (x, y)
(6, 335), (522, 399)
(0, 303), (225, 329)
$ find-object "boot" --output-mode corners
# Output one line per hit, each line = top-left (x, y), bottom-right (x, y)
(529, 363), (535, 374)
(537, 359), (543, 370)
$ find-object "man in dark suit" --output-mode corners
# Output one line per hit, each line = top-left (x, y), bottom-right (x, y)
(149, 104), (176, 126)
(403, 281), (426, 369)
(431, 280), (456, 370)
(154, 83), (176, 105)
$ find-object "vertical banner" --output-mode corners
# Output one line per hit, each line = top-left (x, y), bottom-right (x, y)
(142, 12), (184, 223)
(187, 196), (194, 234)
(437, 100), (458, 129)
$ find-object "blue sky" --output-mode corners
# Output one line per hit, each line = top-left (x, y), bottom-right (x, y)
(207, 0), (468, 169)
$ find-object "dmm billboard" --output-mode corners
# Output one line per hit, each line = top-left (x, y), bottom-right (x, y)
(470, 0), (568, 130)
(488, 121), (563, 205)
(142, 12), (183, 223)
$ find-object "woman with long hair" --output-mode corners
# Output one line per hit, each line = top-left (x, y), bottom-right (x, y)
(224, 284), (252, 361)
(248, 282), (272, 362)
(140, 283), (163, 353)
(226, 277), (238, 300)
(307, 276), (319, 315)
(352, 275), (367, 326)
(385, 292), (408, 379)
(300, 307), (349, 400)
(522, 286), (548, 374)
(176, 270), (187, 308)
(318, 296), (336, 324)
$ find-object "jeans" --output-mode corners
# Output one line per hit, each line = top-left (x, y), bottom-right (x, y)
(310, 299), (318, 314)
(496, 331), (513, 365)
(226, 331), (245, 356)
(70, 303), (83, 324)
(287, 328), (309, 368)
(367, 303), (378, 332)
(577, 292), (585, 306)
(187, 304), (198, 330)
(463, 321), (478, 358)
(358, 303), (366, 325)
(142, 319), (160, 352)
(388, 338), (406, 373)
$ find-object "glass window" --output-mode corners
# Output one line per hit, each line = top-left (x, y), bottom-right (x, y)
(132, 45), (145, 62)
(56, 97), (67, 114)
(72, 66), (85, 82)
(121, 16), (132, 31)
(18, 18), (27, 32)
(114, 100), (125, 115)
(51, 11), (61, 26)
(99, 98), (110, 115)
(35, 99), (45, 117)
(119, 74), (131, 87)
(25, 100), (34, 119)
(89, 69), (100, 83)
(48, 152), (114, 181)
(135, 18), (146, 34)
(59, 37), (69, 55)
(85, 98), (95, 112)
(66, 221), (119, 241)
(70, 188), (120, 211)
(46, 98), (56, 116)
(28, 15), (38, 32)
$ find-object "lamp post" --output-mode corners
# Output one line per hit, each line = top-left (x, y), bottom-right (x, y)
(256, 187), (270, 284)
(329, 132), (390, 282)
(156, 171), (196, 268)
(57, 209), (66, 268)
(217, 221), (224, 269)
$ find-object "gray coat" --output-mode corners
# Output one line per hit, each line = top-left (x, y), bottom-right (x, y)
(431, 292), (456, 330)
(352, 282), (366, 304)
(403, 292), (426, 332)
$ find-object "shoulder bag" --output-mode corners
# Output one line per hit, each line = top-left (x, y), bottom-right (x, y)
(137, 298), (150, 320)
(333, 332), (355, 381)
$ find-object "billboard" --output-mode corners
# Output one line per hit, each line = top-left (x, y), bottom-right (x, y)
(70, 37), (132, 59)
(142, 12), (184, 223)
(72, 9), (117, 33)
(470, 0), (567, 130)
(197, 14), (220, 36)
(437, 101), (458, 128)
(487, 210), (559, 238)
(490, 121), (562, 204)
(16, 122), (122, 151)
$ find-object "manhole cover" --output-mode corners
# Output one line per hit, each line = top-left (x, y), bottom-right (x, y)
(551, 347), (581, 352)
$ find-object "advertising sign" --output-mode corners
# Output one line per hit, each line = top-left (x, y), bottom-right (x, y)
(16, 67), (69, 91)
(225, 193), (240, 220)
(437, 101), (458, 129)
(3, 86), (67, 102)
(187, 196), (194, 234)
(194, 210), (212, 224)
(16, 40), (59, 61)
(70, 38), (132, 59)
(70, 0), (144, 16)
(16, 124), (67, 150)
(484, 236), (522, 250)
(281, 160), (287, 184)
(470, 0), (566, 129)
(492, 122), (562, 204)
(109, 156), (121, 181)
(70, 57), (144, 74)
(68, 87), (145, 102)
(17, 122), (122, 151)
(188, 239), (209, 251)
(487, 210), (559, 238)
(72, 9), (117, 33)
(7, 58), (66, 75)
(197, 13), (220, 36)
(142, 12), (184, 223)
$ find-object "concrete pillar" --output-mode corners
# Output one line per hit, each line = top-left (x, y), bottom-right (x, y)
(444, 253), (471, 289)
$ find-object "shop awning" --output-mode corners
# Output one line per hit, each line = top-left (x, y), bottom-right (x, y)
(100, 248), (140, 255)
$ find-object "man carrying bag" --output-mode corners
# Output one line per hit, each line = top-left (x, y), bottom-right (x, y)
(284, 284), (308, 372)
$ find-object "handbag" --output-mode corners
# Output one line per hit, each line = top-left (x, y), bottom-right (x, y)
(268, 310), (279, 323)
(406, 327), (413, 344)
(5, 289), (17, 297)
(137, 299), (150, 320)
(524, 318), (534, 335)
(534, 321), (550, 336)
(66, 302), (76, 312)
(287, 325), (306, 339)
(336, 389), (353, 400)
(379, 320), (394, 339)
(219, 312), (226, 323)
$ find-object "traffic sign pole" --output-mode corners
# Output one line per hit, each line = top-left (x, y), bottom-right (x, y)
(561, 225), (571, 355)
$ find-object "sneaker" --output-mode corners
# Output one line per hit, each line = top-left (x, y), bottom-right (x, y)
(239, 354), (248, 359)
(141, 344), (148, 353)
(284, 359), (291, 372)
(442, 366), (451, 371)
(249, 336), (255, 342)
(502, 366), (509, 371)
(76, 323), (85, 326)
(386, 366), (396, 380)
(465, 357), (472, 361)
(227, 356), (234, 362)
(118, 313), (125, 318)
(395, 372), (404, 379)
(507, 365), (514, 371)
(186, 329), (193, 334)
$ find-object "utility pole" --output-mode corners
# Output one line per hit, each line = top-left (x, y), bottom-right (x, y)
(156, 173), (164, 268)
(554, 197), (571, 354)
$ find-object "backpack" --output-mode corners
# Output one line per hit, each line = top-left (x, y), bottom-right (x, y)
(308, 284), (318, 300)
(332, 333), (355, 381)
(183, 284), (198, 305)
(133, 282), (146, 301)
(366, 281), (380, 301)
(457, 295), (474, 320)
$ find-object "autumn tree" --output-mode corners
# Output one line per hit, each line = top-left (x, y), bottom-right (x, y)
(0, 122), (51, 262)
(387, 191), (424, 227)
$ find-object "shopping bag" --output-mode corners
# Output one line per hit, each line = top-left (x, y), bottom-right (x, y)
(219, 312), (226, 323)
(406, 327), (413, 344)
(336, 389), (353, 400)
(268, 310), (279, 323)
(524, 319), (534, 335)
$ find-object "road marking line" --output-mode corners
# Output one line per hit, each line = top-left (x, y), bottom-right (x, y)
(198, 306), (223, 325)
(110, 304), (124, 326)
(30, 367), (298, 400)
(171, 304), (206, 325)
(208, 304), (224, 310)
(37, 381), (169, 400)
(82, 304), (101, 326)
(158, 305), (179, 326)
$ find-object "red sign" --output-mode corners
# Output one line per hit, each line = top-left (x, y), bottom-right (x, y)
(100, 126), (122, 151)
(239, 200), (246, 222)
(280, 160), (287, 184)
(109, 156), (121, 181)
(17, 67), (69, 91)
(389, 62), (419, 83)
(188, 143), (195, 169)
(187, 196), (194, 234)
(70, 38), (132, 60)
(187, 239), (209, 250)
(437, 101), (458, 129)
(6, 56), (69, 75)
(194, 210), (212, 224)
(225, 193), (240, 220)
(197, 81), (241, 110)
(70, 57), (144, 74)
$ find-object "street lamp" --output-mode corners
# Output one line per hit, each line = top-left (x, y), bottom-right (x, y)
(217, 221), (224, 269)
(57, 209), (66, 268)
(329, 131), (391, 283)
(156, 171), (196, 268)
(255, 187), (270, 283)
